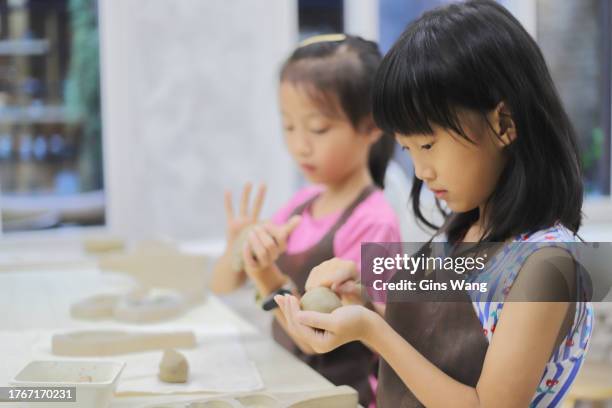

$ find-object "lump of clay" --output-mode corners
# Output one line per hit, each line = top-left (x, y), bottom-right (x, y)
(83, 237), (125, 254)
(300, 287), (342, 314)
(159, 349), (189, 383)
(114, 290), (186, 323)
(70, 294), (120, 320)
(231, 226), (256, 272)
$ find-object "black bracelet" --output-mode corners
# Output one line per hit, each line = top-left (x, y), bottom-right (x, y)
(261, 287), (293, 311)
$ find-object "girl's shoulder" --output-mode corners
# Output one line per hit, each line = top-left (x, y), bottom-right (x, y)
(335, 189), (402, 245)
(514, 222), (578, 243)
(431, 222), (578, 244)
(350, 188), (400, 225)
(333, 189), (402, 265)
(270, 185), (324, 225)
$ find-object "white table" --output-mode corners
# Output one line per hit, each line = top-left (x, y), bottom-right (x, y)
(0, 268), (333, 407)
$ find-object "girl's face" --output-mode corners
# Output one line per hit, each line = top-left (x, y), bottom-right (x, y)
(279, 82), (376, 185)
(396, 112), (509, 213)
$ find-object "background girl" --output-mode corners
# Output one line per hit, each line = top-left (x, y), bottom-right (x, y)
(210, 34), (401, 406)
(275, 1), (593, 407)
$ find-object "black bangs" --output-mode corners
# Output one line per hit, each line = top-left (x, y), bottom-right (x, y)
(372, 1), (508, 139)
(373, 26), (466, 138)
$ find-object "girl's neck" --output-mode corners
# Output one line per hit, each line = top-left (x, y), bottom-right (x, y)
(325, 166), (373, 196)
(462, 205), (487, 243)
(462, 222), (485, 243)
(311, 167), (374, 218)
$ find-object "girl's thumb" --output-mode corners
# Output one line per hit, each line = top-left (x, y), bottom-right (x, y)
(282, 215), (302, 236)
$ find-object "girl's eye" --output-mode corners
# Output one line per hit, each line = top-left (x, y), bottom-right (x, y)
(421, 143), (434, 150)
(283, 125), (294, 132)
(311, 127), (330, 135)
(401, 143), (433, 151)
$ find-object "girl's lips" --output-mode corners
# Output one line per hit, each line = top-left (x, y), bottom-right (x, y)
(300, 164), (316, 172)
(432, 189), (448, 198)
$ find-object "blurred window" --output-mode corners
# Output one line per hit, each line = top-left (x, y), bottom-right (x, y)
(0, 0), (103, 232)
(299, 0), (343, 40)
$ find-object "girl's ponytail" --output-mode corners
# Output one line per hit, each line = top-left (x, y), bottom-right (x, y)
(369, 131), (395, 188)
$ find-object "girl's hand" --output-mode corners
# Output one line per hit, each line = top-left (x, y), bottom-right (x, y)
(274, 294), (377, 353)
(242, 216), (301, 280)
(305, 258), (364, 306)
(224, 183), (266, 245)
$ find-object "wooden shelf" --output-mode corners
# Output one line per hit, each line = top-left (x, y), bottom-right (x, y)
(0, 105), (78, 124)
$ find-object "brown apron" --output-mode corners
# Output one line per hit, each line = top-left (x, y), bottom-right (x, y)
(273, 185), (377, 407)
(377, 242), (492, 408)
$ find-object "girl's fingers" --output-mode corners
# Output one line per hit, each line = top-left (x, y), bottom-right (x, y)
(297, 310), (335, 332)
(274, 295), (286, 316)
(254, 225), (279, 258)
(248, 230), (270, 266)
(278, 295), (300, 333)
(281, 215), (302, 238)
(224, 190), (234, 222)
(305, 266), (354, 292)
(274, 295), (286, 312)
(334, 280), (361, 296)
(239, 182), (253, 218)
(289, 298), (333, 350)
(287, 295), (302, 316)
(242, 240), (258, 269)
(263, 215), (301, 253)
(334, 268), (357, 286)
(251, 184), (267, 221)
(261, 223), (281, 250)
(287, 296), (308, 334)
(285, 296), (336, 352)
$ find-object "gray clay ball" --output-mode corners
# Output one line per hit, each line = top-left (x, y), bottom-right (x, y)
(231, 226), (256, 272)
(158, 348), (189, 383)
(300, 287), (342, 314)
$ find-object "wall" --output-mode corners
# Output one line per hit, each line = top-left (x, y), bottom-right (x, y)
(99, 0), (298, 240)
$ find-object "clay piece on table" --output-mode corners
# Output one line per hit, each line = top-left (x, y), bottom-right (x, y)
(300, 287), (342, 314)
(158, 348), (189, 383)
(113, 290), (186, 323)
(70, 294), (121, 320)
(230, 226), (256, 272)
(83, 237), (125, 254)
(52, 330), (197, 356)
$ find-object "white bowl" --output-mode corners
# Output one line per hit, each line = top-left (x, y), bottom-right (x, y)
(10, 360), (125, 408)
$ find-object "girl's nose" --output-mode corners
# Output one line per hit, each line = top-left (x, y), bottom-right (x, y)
(414, 162), (436, 182)
(295, 133), (313, 156)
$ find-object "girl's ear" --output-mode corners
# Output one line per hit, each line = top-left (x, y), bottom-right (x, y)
(494, 102), (517, 147)
(360, 116), (383, 145)
(368, 127), (384, 145)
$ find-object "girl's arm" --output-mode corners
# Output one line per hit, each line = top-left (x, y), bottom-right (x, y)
(277, 247), (573, 407)
(209, 250), (247, 294)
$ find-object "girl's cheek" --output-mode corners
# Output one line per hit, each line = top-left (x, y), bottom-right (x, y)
(283, 133), (297, 153)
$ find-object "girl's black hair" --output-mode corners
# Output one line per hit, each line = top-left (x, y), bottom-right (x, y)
(281, 35), (395, 188)
(373, 0), (583, 242)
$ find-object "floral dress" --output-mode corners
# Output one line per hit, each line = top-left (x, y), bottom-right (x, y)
(456, 224), (593, 407)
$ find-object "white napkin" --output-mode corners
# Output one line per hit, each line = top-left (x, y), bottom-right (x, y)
(0, 329), (264, 394)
